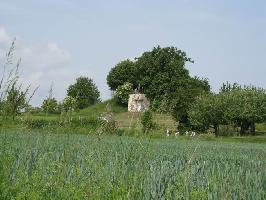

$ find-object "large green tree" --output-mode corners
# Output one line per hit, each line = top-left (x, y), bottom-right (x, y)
(67, 76), (100, 109)
(135, 46), (210, 122)
(135, 46), (193, 100)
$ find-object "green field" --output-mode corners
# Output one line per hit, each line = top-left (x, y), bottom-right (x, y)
(1, 130), (265, 199)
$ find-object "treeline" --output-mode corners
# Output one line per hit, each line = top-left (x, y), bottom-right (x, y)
(1, 39), (266, 136)
(189, 83), (266, 136)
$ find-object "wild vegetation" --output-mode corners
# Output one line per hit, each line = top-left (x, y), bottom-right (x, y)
(0, 40), (266, 199)
(189, 83), (266, 136)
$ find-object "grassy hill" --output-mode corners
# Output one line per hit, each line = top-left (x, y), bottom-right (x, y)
(79, 99), (176, 130)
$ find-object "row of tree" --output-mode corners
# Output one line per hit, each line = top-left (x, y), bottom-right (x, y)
(189, 83), (266, 136)
(1, 40), (266, 136)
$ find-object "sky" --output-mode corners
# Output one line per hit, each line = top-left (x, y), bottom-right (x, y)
(0, 0), (266, 106)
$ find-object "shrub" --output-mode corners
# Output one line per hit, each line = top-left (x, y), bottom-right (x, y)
(41, 98), (58, 114)
(115, 82), (133, 106)
(141, 110), (156, 133)
(62, 96), (78, 113)
(23, 119), (55, 129)
(97, 103), (118, 135)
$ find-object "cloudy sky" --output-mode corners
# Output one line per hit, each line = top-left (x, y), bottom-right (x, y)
(0, 0), (265, 106)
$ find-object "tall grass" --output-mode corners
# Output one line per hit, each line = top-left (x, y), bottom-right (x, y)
(0, 130), (265, 199)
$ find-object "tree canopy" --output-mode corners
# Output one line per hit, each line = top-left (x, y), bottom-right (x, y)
(41, 98), (58, 114)
(107, 46), (210, 122)
(188, 84), (266, 136)
(67, 76), (100, 109)
(107, 60), (137, 91)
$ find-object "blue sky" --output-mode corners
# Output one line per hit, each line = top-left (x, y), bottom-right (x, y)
(0, 0), (265, 105)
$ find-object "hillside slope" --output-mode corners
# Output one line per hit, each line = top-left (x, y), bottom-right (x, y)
(79, 99), (176, 130)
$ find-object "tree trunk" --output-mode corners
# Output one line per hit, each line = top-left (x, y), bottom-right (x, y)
(240, 121), (249, 136)
(214, 124), (219, 137)
(250, 122), (256, 135)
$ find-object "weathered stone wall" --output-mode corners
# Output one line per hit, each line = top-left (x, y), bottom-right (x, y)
(128, 94), (149, 112)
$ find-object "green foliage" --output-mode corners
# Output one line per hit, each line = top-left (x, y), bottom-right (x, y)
(67, 76), (100, 109)
(189, 84), (266, 136)
(62, 96), (78, 113)
(97, 103), (118, 135)
(24, 118), (55, 129)
(2, 85), (27, 119)
(135, 46), (192, 100)
(107, 60), (137, 91)
(220, 82), (241, 92)
(141, 110), (156, 133)
(115, 82), (133, 106)
(221, 87), (266, 135)
(41, 97), (58, 114)
(107, 46), (210, 124)
(169, 77), (210, 123)
(0, 130), (265, 199)
(188, 93), (225, 136)
(0, 39), (37, 120)
(23, 116), (101, 131)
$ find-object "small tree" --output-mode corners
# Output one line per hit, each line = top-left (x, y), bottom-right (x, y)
(61, 96), (78, 122)
(67, 76), (100, 109)
(62, 96), (78, 113)
(41, 98), (58, 114)
(2, 85), (27, 120)
(0, 39), (37, 120)
(188, 93), (225, 136)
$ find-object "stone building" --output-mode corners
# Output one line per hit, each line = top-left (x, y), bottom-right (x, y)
(128, 94), (149, 112)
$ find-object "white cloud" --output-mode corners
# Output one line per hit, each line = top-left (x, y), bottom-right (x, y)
(0, 27), (12, 47)
(0, 26), (95, 106)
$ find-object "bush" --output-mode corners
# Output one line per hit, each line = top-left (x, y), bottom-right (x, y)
(66, 117), (100, 129)
(23, 119), (55, 129)
(41, 98), (58, 114)
(217, 125), (238, 136)
(141, 110), (156, 133)
(62, 96), (78, 113)
(23, 116), (101, 131)
(97, 103), (118, 135)
(115, 82), (133, 106)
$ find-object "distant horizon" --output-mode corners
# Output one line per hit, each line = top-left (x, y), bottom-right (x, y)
(1, 0), (265, 106)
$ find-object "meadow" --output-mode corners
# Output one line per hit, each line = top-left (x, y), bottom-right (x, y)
(0, 129), (265, 199)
